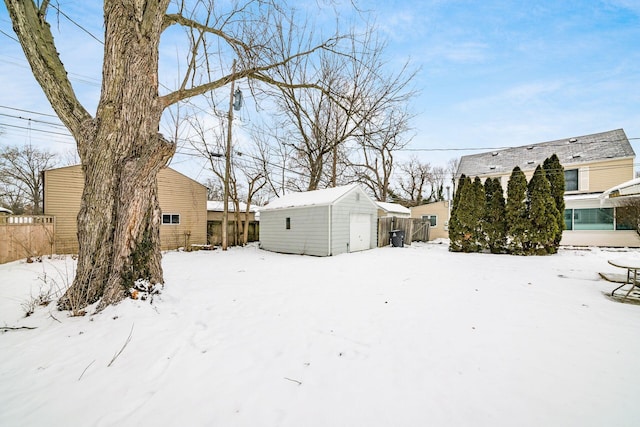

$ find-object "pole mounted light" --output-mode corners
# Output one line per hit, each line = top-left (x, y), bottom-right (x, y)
(233, 88), (243, 111)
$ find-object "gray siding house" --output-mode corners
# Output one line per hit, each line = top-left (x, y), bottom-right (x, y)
(259, 184), (378, 256)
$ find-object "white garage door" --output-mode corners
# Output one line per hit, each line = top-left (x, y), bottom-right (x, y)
(349, 213), (371, 252)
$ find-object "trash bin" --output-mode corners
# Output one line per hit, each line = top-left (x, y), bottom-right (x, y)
(389, 229), (405, 247)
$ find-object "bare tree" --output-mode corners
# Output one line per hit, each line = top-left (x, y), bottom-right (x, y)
(349, 107), (412, 201)
(5, 0), (345, 311)
(0, 144), (58, 214)
(447, 157), (461, 198)
(393, 156), (433, 207)
(266, 29), (417, 191)
(185, 96), (267, 246)
(429, 166), (446, 202)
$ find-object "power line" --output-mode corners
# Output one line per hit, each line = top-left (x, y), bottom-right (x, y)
(0, 113), (68, 129)
(0, 122), (75, 139)
(48, 3), (104, 45)
(0, 28), (18, 43)
(0, 105), (59, 118)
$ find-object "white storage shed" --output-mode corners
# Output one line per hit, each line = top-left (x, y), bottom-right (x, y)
(259, 184), (378, 256)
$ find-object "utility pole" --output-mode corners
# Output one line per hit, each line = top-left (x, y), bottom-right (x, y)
(222, 59), (236, 251)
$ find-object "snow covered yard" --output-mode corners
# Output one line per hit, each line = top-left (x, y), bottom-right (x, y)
(1, 242), (639, 427)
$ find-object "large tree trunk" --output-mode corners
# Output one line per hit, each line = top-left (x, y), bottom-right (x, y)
(58, 0), (174, 312)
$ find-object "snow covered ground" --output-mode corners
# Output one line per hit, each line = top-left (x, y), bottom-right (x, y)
(1, 242), (639, 427)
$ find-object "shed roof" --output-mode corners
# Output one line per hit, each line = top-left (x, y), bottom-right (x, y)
(262, 184), (363, 210)
(457, 129), (634, 178)
(207, 201), (260, 212)
(375, 201), (410, 215)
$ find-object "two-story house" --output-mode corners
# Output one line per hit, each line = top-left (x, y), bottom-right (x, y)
(454, 128), (639, 247)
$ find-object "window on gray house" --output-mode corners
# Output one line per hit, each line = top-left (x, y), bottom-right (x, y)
(286, 217), (291, 229)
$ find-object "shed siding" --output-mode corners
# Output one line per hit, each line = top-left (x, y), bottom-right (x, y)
(259, 206), (330, 256)
(44, 165), (207, 253)
(330, 188), (377, 255)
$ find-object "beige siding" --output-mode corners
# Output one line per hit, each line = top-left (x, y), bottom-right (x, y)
(579, 158), (634, 193)
(157, 168), (207, 250)
(410, 201), (451, 240)
(44, 165), (207, 253)
(43, 165), (84, 253)
(560, 230), (640, 247)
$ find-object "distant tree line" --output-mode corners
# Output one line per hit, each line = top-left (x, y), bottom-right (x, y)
(449, 154), (565, 255)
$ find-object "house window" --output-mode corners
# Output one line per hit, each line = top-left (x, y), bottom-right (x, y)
(564, 209), (572, 230)
(564, 208), (613, 230)
(565, 169), (578, 191)
(286, 217), (291, 230)
(422, 215), (437, 227)
(162, 214), (180, 225)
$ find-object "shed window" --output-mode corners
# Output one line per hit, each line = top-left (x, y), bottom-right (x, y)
(162, 214), (180, 225)
(286, 217), (291, 229)
(422, 215), (437, 227)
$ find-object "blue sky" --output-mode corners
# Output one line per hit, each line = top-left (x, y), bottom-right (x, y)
(1, 0), (639, 179)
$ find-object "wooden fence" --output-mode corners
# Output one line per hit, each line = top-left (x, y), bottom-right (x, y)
(377, 217), (430, 247)
(0, 215), (55, 264)
(207, 220), (260, 246)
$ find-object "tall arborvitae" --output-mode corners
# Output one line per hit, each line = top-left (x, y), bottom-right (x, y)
(448, 174), (467, 252)
(543, 154), (565, 252)
(528, 165), (560, 255)
(505, 166), (529, 255)
(484, 177), (507, 253)
(471, 177), (486, 250)
(453, 176), (484, 252)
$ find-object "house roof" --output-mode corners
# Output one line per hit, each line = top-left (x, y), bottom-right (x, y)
(457, 129), (634, 178)
(375, 201), (410, 215)
(262, 184), (365, 210)
(0, 207), (12, 214)
(207, 201), (260, 212)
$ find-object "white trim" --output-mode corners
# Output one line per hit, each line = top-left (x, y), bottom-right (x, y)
(328, 204), (332, 256)
(579, 166), (589, 191)
(162, 213), (180, 225)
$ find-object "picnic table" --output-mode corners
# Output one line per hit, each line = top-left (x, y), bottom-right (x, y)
(608, 258), (640, 300)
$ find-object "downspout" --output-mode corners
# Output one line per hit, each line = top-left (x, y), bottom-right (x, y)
(328, 204), (332, 256)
